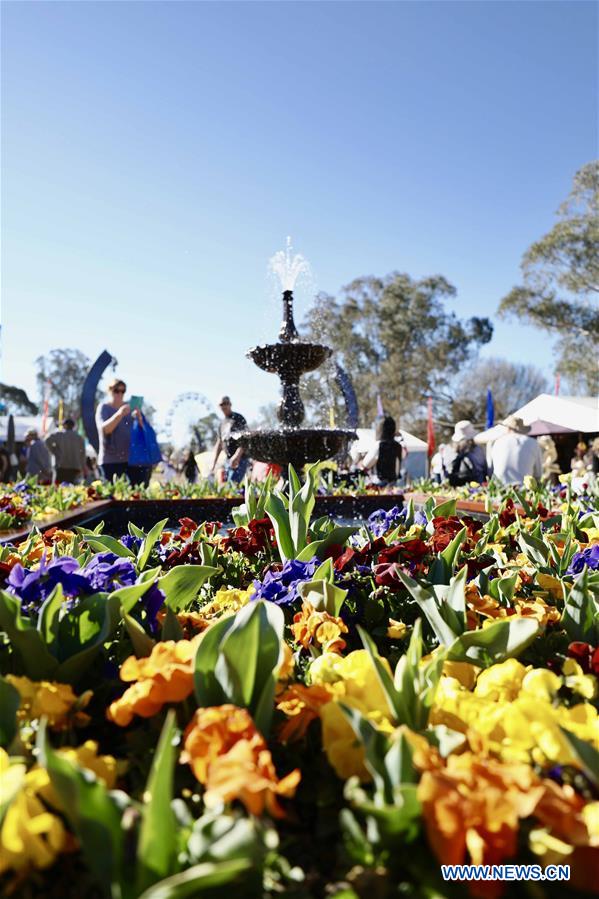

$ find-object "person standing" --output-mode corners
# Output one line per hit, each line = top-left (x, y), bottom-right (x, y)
(361, 415), (403, 484)
(210, 396), (248, 483)
(24, 429), (53, 483)
(491, 415), (543, 484)
(442, 420), (488, 485)
(46, 418), (86, 483)
(96, 378), (139, 481)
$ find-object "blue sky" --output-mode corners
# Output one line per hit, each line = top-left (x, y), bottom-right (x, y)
(2, 0), (597, 435)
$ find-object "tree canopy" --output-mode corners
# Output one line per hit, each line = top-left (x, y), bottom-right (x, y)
(499, 160), (599, 394)
(301, 272), (493, 429)
(35, 348), (93, 420)
(0, 383), (39, 415)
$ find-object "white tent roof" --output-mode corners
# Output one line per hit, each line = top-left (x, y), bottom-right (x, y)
(475, 394), (599, 444)
(0, 416), (56, 442)
(352, 427), (427, 454)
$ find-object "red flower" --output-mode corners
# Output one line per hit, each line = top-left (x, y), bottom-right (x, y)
(221, 519), (274, 556)
(567, 642), (599, 676)
(379, 538), (429, 565)
(179, 518), (199, 540)
(499, 499), (517, 528)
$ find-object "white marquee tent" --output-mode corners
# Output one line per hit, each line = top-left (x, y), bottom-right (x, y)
(350, 428), (428, 480)
(475, 395), (599, 444)
(0, 416), (56, 443)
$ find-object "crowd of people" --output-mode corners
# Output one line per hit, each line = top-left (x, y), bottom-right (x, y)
(1, 381), (597, 489)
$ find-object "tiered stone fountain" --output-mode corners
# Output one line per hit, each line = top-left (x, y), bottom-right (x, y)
(232, 241), (356, 468)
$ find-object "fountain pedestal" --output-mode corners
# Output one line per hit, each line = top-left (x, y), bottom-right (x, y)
(233, 289), (356, 467)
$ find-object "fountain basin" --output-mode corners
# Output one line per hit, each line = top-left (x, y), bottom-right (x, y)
(247, 342), (331, 378)
(233, 427), (357, 468)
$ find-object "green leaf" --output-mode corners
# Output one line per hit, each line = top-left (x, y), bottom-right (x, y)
(265, 493), (295, 561)
(447, 617), (540, 666)
(123, 612), (156, 658)
(37, 720), (125, 894)
(194, 615), (238, 706)
(433, 498), (457, 518)
(297, 579), (348, 617)
(84, 534), (135, 558)
(340, 704), (393, 801)
(137, 859), (252, 899)
(54, 594), (123, 683)
(518, 531), (550, 567)
(161, 607), (184, 641)
(37, 583), (66, 651)
(0, 590), (58, 679)
(138, 518), (169, 571)
(0, 677), (20, 748)
(440, 526), (467, 572)
(562, 569), (599, 644)
(137, 710), (179, 893)
(112, 576), (158, 615)
(559, 726), (599, 790)
(158, 565), (219, 613)
(296, 526), (358, 562)
(396, 571), (463, 646)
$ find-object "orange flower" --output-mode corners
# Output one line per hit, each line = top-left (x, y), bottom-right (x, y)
(291, 600), (348, 654)
(155, 609), (211, 638)
(107, 636), (201, 726)
(276, 683), (333, 743)
(182, 704), (300, 818)
(418, 753), (543, 870)
(181, 704), (259, 782)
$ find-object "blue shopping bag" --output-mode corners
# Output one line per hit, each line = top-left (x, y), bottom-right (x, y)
(129, 416), (162, 466)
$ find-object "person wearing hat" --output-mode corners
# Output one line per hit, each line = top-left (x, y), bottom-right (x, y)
(210, 396), (248, 484)
(442, 420), (487, 486)
(490, 415), (542, 484)
(46, 418), (86, 484)
(24, 429), (52, 483)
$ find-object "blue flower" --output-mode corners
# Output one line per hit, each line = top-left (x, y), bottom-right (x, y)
(567, 544), (599, 576)
(120, 534), (143, 552)
(367, 505), (404, 537)
(83, 552), (137, 592)
(252, 558), (319, 607)
(8, 555), (93, 615)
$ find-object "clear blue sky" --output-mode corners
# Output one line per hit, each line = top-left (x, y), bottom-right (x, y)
(2, 1), (597, 433)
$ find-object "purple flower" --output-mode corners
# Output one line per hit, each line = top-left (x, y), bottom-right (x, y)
(120, 534), (142, 552)
(8, 555), (94, 615)
(567, 544), (599, 576)
(367, 506), (404, 537)
(252, 558), (319, 607)
(83, 552), (137, 592)
(414, 509), (428, 527)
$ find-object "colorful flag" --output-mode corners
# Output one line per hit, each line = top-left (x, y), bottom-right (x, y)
(427, 396), (435, 458)
(486, 388), (494, 429)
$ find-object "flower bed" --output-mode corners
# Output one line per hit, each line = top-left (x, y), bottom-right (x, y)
(0, 468), (598, 897)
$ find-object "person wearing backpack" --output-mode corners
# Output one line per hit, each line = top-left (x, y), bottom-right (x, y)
(443, 420), (487, 486)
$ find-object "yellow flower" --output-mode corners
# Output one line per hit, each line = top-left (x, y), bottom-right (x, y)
(562, 658), (597, 700)
(6, 675), (91, 730)
(520, 669), (561, 702)
(312, 650), (394, 780)
(536, 573), (564, 602)
(291, 600), (348, 653)
(387, 619), (407, 639)
(199, 586), (253, 620)
(474, 659), (528, 702)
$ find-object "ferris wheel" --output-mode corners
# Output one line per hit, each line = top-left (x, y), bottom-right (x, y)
(164, 392), (215, 448)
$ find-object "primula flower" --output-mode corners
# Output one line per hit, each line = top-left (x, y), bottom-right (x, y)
(291, 600), (348, 653)
(252, 559), (319, 607)
(182, 704), (300, 818)
(107, 636), (202, 726)
(6, 675), (91, 730)
(418, 752), (544, 871)
(276, 683), (333, 743)
(310, 650), (395, 779)
(0, 741), (117, 877)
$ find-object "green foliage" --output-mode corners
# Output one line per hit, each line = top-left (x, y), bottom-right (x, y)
(194, 599), (285, 735)
(158, 565), (220, 613)
(0, 676), (20, 748)
(499, 160), (599, 393)
(301, 272), (492, 429)
(562, 568), (599, 644)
